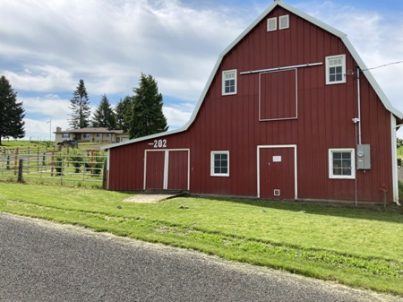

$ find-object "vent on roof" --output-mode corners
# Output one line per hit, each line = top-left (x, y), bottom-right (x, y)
(267, 17), (277, 32)
(279, 15), (289, 30)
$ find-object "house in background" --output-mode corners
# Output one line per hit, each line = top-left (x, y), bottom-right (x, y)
(55, 127), (129, 144)
(104, 1), (402, 205)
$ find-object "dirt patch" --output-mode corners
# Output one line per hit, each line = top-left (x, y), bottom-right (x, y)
(123, 194), (178, 204)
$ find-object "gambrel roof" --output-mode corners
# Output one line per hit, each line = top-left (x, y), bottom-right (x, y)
(105, 0), (403, 150)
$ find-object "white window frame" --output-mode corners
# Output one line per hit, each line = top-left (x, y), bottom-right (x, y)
(328, 148), (355, 179)
(210, 151), (230, 177)
(325, 54), (346, 85)
(267, 17), (277, 32)
(279, 15), (289, 30)
(222, 70), (237, 96)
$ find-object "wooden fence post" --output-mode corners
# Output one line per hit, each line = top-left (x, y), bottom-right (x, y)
(17, 159), (23, 183)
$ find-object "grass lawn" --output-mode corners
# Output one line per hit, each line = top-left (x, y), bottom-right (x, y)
(0, 183), (402, 295)
(398, 146), (403, 159)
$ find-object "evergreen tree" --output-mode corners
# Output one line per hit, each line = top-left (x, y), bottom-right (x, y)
(0, 76), (25, 145)
(69, 79), (91, 129)
(92, 95), (116, 129)
(115, 96), (133, 132)
(129, 74), (168, 139)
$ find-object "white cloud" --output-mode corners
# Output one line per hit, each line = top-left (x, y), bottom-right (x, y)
(21, 95), (70, 117)
(24, 118), (69, 141)
(163, 105), (192, 130)
(0, 0), (246, 99)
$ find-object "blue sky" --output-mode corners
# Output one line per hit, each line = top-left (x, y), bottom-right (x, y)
(0, 0), (402, 139)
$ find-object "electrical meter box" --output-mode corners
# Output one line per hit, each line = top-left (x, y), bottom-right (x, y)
(356, 144), (371, 170)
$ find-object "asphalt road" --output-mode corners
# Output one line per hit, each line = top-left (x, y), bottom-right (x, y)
(0, 214), (401, 302)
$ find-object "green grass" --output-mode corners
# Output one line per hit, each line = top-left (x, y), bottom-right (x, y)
(0, 183), (402, 295)
(398, 146), (403, 159)
(0, 140), (53, 149)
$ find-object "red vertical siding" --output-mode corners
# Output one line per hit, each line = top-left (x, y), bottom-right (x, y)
(145, 151), (164, 190)
(259, 147), (295, 199)
(168, 151), (188, 190)
(108, 6), (394, 203)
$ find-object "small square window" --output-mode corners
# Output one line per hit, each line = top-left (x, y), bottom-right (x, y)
(329, 149), (355, 179)
(222, 70), (237, 96)
(326, 54), (346, 85)
(211, 151), (230, 177)
(279, 15), (289, 30)
(267, 17), (277, 32)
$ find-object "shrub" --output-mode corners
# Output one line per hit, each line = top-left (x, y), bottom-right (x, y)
(70, 151), (83, 173)
(55, 156), (63, 176)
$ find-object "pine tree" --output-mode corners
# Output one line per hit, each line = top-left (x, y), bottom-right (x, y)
(92, 95), (116, 129)
(69, 79), (91, 129)
(0, 76), (25, 145)
(129, 74), (168, 139)
(115, 96), (133, 132)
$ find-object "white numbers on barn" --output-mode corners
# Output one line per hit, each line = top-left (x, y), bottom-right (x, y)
(153, 139), (167, 149)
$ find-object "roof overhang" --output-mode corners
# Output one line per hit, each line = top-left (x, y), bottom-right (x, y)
(103, 0), (403, 150)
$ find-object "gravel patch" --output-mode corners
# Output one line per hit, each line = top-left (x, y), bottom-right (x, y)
(0, 213), (402, 302)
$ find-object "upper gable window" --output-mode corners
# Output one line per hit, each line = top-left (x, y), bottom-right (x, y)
(279, 15), (289, 30)
(222, 69), (237, 96)
(326, 54), (346, 85)
(267, 17), (277, 32)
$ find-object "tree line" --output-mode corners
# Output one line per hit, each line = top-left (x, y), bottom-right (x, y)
(70, 74), (168, 139)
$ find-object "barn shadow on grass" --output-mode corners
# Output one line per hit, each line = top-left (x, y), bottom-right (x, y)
(192, 195), (403, 224)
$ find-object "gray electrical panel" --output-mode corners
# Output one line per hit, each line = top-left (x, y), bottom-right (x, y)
(356, 144), (371, 170)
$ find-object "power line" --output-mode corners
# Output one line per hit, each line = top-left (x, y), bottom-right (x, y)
(362, 60), (403, 71)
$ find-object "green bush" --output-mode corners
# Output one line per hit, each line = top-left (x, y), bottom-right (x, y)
(55, 156), (63, 176)
(70, 151), (83, 173)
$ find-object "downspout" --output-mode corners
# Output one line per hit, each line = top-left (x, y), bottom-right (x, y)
(353, 67), (362, 206)
(356, 68), (362, 145)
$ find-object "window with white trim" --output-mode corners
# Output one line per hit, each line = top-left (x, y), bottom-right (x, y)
(267, 17), (277, 31)
(222, 70), (237, 95)
(62, 133), (69, 138)
(279, 15), (289, 30)
(328, 149), (355, 179)
(210, 151), (229, 177)
(325, 54), (346, 84)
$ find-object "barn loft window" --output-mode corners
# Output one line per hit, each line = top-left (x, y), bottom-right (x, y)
(222, 70), (237, 95)
(211, 151), (229, 177)
(279, 15), (289, 30)
(325, 54), (346, 85)
(267, 17), (277, 31)
(328, 149), (355, 179)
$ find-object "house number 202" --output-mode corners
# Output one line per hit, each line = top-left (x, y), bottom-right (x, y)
(153, 139), (167, 148)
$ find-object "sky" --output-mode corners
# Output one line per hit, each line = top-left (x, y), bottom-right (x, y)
(0, 0), (402, 140)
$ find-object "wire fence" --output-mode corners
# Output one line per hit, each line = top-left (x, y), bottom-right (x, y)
(0, 148), (107, 188)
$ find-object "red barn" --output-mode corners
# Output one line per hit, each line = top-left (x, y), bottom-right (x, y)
(105, 1), (403, 205)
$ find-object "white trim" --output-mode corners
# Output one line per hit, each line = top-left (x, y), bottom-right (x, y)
(391, 114), (400, 204)
(103, 1), (403, 151)
(325, 54), (346, 85)
(258, 68), (298, 121)
(257, 145), (298, 199)
(163, 150), (169, 190)
(328, 148), (356, 179)
(279, 14), (289, 30)
(144, 148), (191, 191)
(222, 69), (237, 96)
(210, 150), (230, 177)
